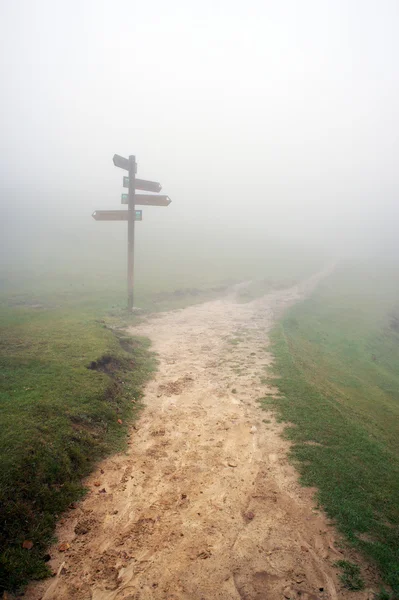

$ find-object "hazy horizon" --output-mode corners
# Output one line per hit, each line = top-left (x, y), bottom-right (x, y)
(1, 0), (399, 278)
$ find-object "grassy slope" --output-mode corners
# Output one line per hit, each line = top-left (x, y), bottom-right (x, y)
(0, 303), (156, 592)
(265, 262), (399, 593)
(0, 241), (325, 593)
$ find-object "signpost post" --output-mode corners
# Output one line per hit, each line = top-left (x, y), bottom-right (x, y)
(127, 156), (136, 311)
(92, 155), (171, 311)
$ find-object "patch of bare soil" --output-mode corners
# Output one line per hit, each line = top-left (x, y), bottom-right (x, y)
(25, 269), (378, 600)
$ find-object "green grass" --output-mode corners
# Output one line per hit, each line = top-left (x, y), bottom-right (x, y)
(0, 304), (156, 593)
(264, 261), (399, 593)
(334, 560), (365, 591)
(374, 588), (398, 600)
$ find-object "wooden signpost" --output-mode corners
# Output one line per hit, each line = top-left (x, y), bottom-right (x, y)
(92, 155), (171, 310)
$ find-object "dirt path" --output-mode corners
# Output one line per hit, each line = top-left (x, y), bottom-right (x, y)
(26, 271), (374, 600)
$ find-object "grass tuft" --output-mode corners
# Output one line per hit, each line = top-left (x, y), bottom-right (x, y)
(374, 588), (398, 600)
(334, 560), (365, 591)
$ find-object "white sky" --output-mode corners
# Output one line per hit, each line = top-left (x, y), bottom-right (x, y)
(1, 0), (398, 254)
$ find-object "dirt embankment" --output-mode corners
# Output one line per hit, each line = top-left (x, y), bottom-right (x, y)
(26, 271), (377, 600)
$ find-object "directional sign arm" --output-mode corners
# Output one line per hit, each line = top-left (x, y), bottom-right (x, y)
(134, 194), (171, 206)
(123, 176), (162, 192)
(93, 210), (128, 220)
(92, 210), (142, 221)
(135, 178), (162, 193)
(113, 154), (129, 170)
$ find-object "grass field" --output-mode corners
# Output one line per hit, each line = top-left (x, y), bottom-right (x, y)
(264, 261), (399, 594)
(0, 238), (325, 593)
(0, 304), (156, 592)
(1, 233), (325, 315)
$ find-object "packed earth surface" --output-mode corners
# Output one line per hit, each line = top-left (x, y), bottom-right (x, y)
(26, 270), (377, 600)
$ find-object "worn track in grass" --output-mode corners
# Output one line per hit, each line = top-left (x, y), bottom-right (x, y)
(26, 269), (376, 600)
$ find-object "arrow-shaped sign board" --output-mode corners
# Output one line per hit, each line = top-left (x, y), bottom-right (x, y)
(113, 154), (129, 170)
(92, 210), (142, 221)
(121, 194), (171, 206)
(136, 179), (162, 192)
(124, 177), (162, 193)
(135, 194), (171, 206)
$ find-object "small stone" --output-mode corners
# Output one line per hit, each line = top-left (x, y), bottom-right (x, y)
(93, 481), (101, 487)
(245, 511), (255, 520)
(250, 426), (257, 434)
(58, 542), (70, 552)
(74, 523), (89, 535)
(22, 540), (33, 550)
(69, 502), (77, 509)
(100, 469), (104, 474)
(228, 460), (238, 468)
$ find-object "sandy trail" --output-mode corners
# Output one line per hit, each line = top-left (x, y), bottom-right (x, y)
(26, 271), (373, 600)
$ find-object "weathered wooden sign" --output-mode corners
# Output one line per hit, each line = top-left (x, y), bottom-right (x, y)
(123, 176), (162, 193)
(92, 210), (142, 221)
(121, 193), (171, 206)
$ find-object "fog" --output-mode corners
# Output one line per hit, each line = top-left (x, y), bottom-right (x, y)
(1, 0), (399, 280)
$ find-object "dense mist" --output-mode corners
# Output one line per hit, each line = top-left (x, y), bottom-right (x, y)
(1, 0), (398, 281)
